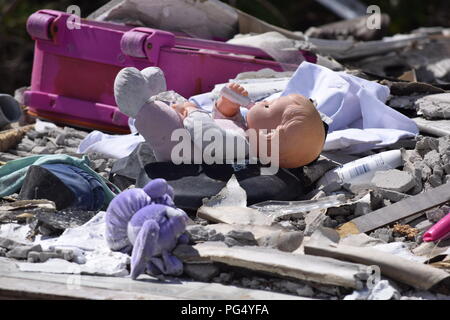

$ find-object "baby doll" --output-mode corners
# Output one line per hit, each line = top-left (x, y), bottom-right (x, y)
(114, 67), (326, 168)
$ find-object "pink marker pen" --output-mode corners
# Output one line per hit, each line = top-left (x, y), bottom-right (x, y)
(423, 212), (450, 242)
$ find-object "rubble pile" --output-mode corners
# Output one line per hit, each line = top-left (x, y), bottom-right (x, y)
(1, 0), (450, 301)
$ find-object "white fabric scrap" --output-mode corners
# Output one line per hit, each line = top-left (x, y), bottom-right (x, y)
(29, 211), (130, 277)
(372, 242), (429, 264)
(77, 130), (144, 159)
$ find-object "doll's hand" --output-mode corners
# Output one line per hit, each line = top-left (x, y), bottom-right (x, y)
(171, 102), (198, 119)
(216, 83), (248, 117)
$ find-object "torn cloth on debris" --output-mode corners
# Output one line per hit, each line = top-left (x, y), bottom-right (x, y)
(0, 154), (119, 205)
(23, 211), (130, 277)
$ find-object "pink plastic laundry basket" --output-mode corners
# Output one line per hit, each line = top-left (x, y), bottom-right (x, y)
(25, 10), (315, 133)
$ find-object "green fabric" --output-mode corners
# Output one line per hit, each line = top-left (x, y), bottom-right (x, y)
(0, 154), (120, 206)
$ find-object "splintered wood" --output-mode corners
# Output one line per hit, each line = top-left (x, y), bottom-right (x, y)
(0, 125), (34, 152)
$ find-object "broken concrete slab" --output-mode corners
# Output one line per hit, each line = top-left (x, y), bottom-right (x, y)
(183, 263), (220, 282)
(337, 183), (450, 237)
(339, 233), (386, 247)
(204, 223), (303, 252)
(191, 241), (367, 289)
(6, 244), (42, 260)
(416, 93), (450, 120)
(197, 206), (273, 226)
(371, 169), (415, 193)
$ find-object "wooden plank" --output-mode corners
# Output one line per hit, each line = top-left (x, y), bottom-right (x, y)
(338, 182), (450, 237)
(0, 257), (301, 300)
(192, 242), (367, 289)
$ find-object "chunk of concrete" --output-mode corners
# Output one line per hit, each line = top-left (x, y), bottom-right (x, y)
(204, 223), (303, 252)
(0, 237), (26, 250)
(416, 93), (450, 120)
(226, 230), (258, 246)
(415, 136), (439, 157)
(192, 242), (367, 289)
(6, 244), (42, 260)
(197, 206), (273, 226)
(183, 263), (220, 282)
(373, 188), (410, 203)
(371, 169), (415, 193)
(423, 150), (442, 168)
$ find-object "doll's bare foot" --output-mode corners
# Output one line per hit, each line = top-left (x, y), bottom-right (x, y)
(216, 83), (248, 117)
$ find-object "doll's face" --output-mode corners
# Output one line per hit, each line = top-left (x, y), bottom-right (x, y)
(246, 94), (325, 168)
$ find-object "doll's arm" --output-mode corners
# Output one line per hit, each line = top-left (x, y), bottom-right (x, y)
(215, 83), (248, 118)
(184, 110), (249, 161)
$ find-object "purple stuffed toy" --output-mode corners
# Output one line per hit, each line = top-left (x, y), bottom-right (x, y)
(105, 179), (189, 279)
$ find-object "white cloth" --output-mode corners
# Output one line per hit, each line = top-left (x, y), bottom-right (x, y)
(77, 130), (144, 159)
(28, 211), (130, 277)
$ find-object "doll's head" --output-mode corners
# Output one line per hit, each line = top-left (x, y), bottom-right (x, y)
(246, 94), (325, 168)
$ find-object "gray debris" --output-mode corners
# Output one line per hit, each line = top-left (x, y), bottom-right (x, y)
(425, 205), (450, 223)
(183, 263), (220, 282)
(0, 237), (26, 250)
(416, 93), (450, 120)
(303, 159), (339, 185)
(371, 169), (415, 193)
(373, 188), (410, 203)
(186, 225), (209, 243)
(225, 230), (258, 246)
(27, 248), (74, 263)
(423, 150), (442, 168)
(369, 228), (393, 243)
(6, 244), (42, 260)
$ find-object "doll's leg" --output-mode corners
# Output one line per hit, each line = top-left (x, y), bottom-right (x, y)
(114, 67), (166, 118)
(135, 101), (185, 162)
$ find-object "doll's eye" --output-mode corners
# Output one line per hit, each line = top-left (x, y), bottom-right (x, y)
(264, 104), (269, 108)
